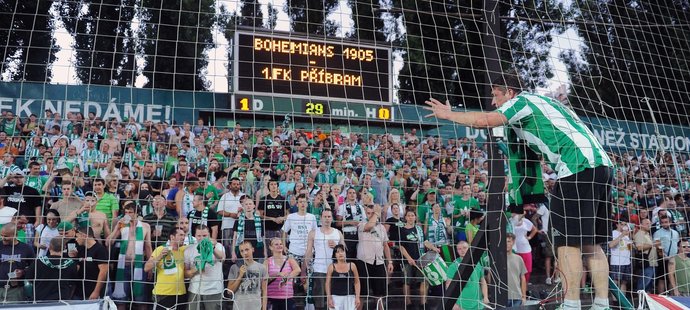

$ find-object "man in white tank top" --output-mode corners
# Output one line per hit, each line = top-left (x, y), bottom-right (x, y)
(305, 209), (344, 310)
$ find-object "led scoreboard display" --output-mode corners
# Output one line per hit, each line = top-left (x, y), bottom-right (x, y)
(233, 31), (392, 105)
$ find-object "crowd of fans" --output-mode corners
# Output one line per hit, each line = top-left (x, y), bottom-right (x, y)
(0, 110), (688, 309)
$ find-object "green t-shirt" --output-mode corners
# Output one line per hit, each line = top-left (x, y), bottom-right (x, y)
(466, 222), (480, 241)
(452, 195), (481, 231)
(446, 256), (485, 309)
(25, 175), (49, 194)
(95, 193), (119, 223)
(196, 185), (221, 207)
(418, 202), (431, 224)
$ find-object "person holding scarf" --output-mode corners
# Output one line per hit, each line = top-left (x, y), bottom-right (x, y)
(398, 209), (438, 309)
(187, 193), (220, 240)
(184, 225), (225, 310)
(145, 227), (188, 310)
(232, 196), (266, 261)
(25, 236), (78, 300)
(106, 203), (152, 310)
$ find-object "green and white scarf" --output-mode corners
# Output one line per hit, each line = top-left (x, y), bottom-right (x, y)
(112, 221), (145, 299)
(415, 225), (425, 255)
(182, 188), (194, 215)
(38, 255), (76, 269)
(188, 206), (210, 226)
(236, 211), (263, 250)
(194, 238), (216, 272)
(427, 214), (448, 246)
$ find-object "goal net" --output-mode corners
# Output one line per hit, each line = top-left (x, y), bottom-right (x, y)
(0, 0), (688, 309)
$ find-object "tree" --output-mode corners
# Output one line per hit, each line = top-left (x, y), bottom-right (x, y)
(0, 0), (55, 82)
(286, 0), (338, 36)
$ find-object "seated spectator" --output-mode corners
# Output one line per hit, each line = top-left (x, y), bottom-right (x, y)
(25, 237), (78, 300)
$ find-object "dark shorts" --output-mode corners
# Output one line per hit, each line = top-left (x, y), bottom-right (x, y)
(550, 166), (613, 248)
(356, 260), (387, 297)
(610, 264), (632, 281)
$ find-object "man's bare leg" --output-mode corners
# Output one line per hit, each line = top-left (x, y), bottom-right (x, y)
(558, 246), (583, 308)
(583, 244), (610, 308)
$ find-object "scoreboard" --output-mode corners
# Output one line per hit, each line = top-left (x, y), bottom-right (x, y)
(232, 31), (394, 121)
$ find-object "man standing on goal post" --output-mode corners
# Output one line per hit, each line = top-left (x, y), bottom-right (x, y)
(424, 72), (614, 310)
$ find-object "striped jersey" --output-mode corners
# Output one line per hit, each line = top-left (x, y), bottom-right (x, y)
(496, 92), (613, 178)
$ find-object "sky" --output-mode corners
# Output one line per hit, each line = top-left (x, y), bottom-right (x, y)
(44, 0), (587, 100)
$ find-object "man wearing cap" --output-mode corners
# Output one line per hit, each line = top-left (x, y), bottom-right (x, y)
(1, 171), (42, 241)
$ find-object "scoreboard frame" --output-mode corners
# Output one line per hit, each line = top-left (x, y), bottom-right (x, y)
(232, 30), (393, 106)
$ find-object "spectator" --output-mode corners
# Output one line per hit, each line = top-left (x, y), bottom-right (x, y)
(669, 239), (690, 296)
(398, 209), (436, 308)
(143, 195), (178, 249)
(25, 237), (78, 300)
(506, 233), (528, 307)
(336, 187), (365, 259)
(2, 171), (42, 240)
(92, 178), (119, 224)
(34, 209), (60, 257)
(0, 223), (35, 301)
(226, 241), (268, 310)
(145, 227), (188, 310)
(257, 180), (289, 240)
(304, 208), (344, 310)
(609, 219), (633, 295)
(326, 244), (361, 310)
(218, 177), (244, 254)
(264, 238), (300, 310)
(74, 226), (109, 300)
(175, 177), (200, 218)
(232, 197), (266, 261)
(445, 241), (489, 310)
(187, 193), (220, 240)
(465, 209), (485, 243)
(50, 181), (83, 223)
(281, 193), (317, 287)
(184, 225), (226, 310)
(107, 203), (153, 310)
(653, 215), (680, 292)
(634, 218), (658, 292)
(356, 204), (394, 306)
(511, 212), (537, 283)
(65, 191), (110, 241)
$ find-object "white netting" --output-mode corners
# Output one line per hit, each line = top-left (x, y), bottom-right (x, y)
(0, 0), (688, 309)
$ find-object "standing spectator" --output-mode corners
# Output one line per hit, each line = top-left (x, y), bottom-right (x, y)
(264, 238), (301, 310)
(634, 218), (658, 291)
(336, 188), (365, 259)
(34, 209), (60, 257)
(187, 193), (220, 240)
(143, 195), (178, 249)
(445, 241), (489, 310)
(92, 178), (119, 224)
(218, 177), (244, 255)
(25, 237), (79, 300)
(282, 194), (317, 265)
(609, 219), (633, 295)
(511, 213), (538, 283)
(326, 244), (361, 310)
(449, 184), (480, 242)
(669, 239), (690, 296)
(257, 180), (289, 240)
(304, 209), (345, 310)
(107, 203), (153, 310)
(74, 226), (109, 300)
(398, 209), (436, 308)
(0, 223), (35, 301)
(226, 241), (268, 310)
(184, 225), (226, 310)
(231, 198), (266, 261)
(371, 169), (390, 206)
(653, 215), (680, 292)
(64, 191), (110, 241)
(506, 233), (528, 307)
(145, 227), (188, 310)
(175, 177), (200, 218)
(356, 204), (394, 307)
(2, 171), (42, 241)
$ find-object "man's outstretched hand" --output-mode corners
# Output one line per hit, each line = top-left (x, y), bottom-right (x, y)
(424, 98), (453, 120)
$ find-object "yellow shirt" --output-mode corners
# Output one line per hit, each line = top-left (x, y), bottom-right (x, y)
(152, 245), (188, 296)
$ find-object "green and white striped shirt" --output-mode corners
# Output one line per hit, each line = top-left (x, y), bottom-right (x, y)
(496, 92), (612, 178)
(0, 164), (21, 178)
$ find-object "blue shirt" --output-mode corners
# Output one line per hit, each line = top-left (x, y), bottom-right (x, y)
(653, 227), (680, 257)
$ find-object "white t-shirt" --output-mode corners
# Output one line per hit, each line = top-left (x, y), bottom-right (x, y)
(610, 229), (632, 266)
(312, 228), (342, 273)
(184, 242), (225, 295)
(217, 191), (244, 230)
(512, 218), (533, 254)
(281, 212), (317, 256)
